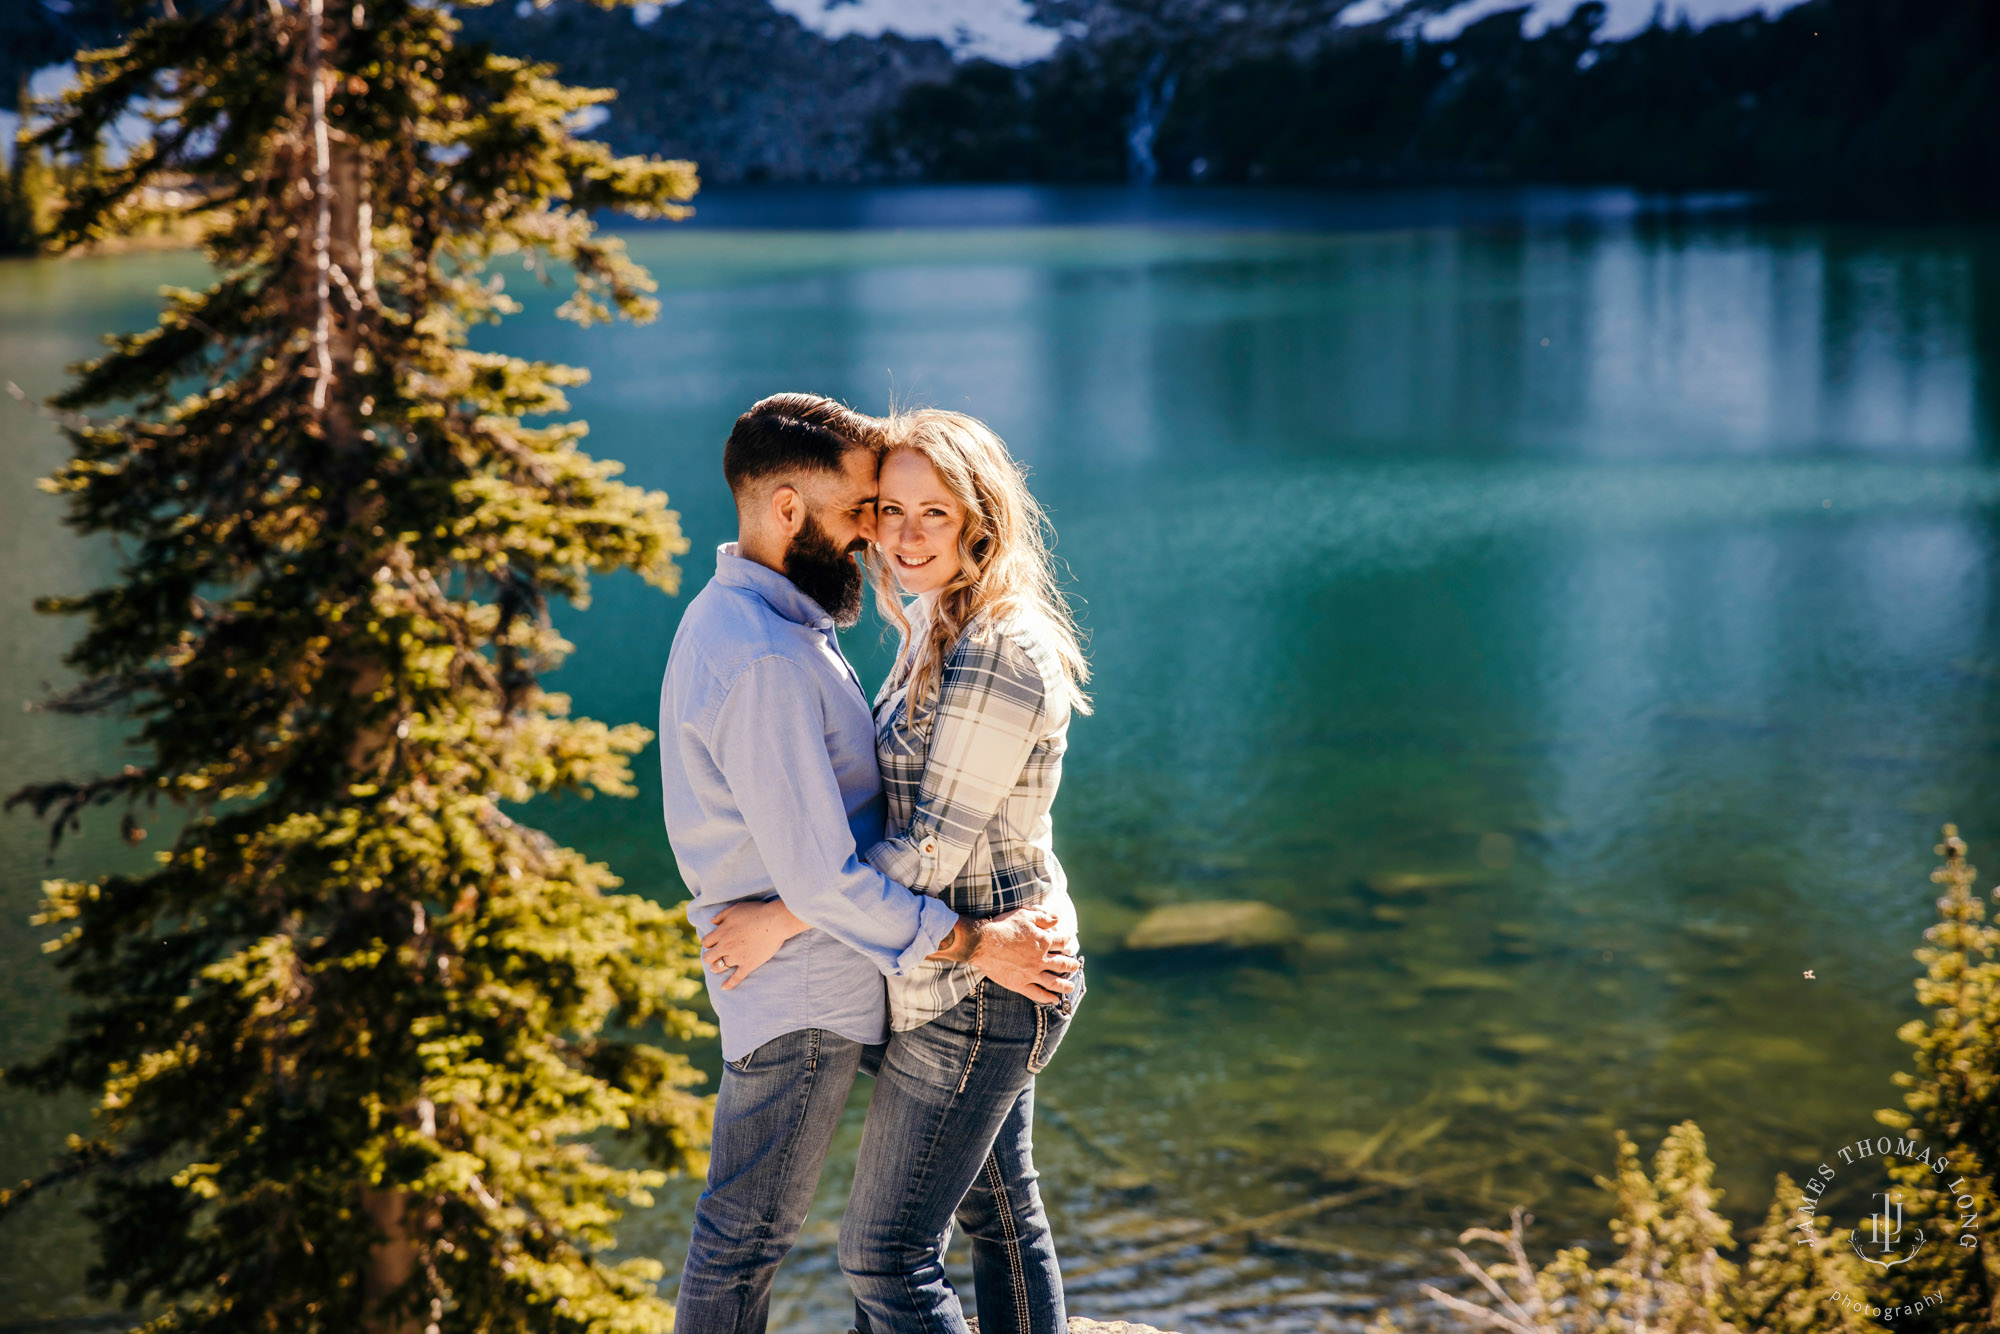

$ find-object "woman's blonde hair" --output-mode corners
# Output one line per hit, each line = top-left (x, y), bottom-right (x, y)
(865, 408), (1090, 719)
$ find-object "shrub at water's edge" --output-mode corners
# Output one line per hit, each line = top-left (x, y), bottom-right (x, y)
(0, 3), (711, 1332)
(1872, 828), (2000, 1327)
(1406, 828), (1998, 1333)
(1408, 1127), (1872, 1334)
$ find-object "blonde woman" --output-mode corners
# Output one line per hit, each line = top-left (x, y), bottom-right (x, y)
(699, 408), (1090, 1334)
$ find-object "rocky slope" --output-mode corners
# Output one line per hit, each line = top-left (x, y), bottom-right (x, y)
(457, 0), (954, 183)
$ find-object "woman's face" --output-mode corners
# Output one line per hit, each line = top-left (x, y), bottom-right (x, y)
(875, 447), (965, 596)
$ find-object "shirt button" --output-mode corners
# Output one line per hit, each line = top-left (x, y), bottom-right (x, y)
(922, 838), (937, 854)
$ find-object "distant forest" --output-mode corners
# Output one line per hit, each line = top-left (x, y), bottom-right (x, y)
(875, 0), (1997, 211)
(5, 0), (1996, 214)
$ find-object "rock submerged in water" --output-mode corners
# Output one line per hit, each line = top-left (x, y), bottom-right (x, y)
(1417, 967), (1518, 994)
(1363, 870), (1490, 898)
(1300, 929), (1350, 960)
(1122, 900), (1297, 952)
(1479, 1030), (1557, 1060)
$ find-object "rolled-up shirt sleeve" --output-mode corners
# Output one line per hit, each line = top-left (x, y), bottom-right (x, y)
(865, 634), (1049, 893)
(710, 654), (958, 976)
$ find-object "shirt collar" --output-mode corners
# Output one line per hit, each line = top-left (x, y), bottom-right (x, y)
(713, 542), (839, 630)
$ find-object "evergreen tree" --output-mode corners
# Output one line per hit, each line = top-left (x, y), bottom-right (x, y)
(0, 151), (15, 251)
(5, 72), (56, 252)
(0, 2), (712, 1331)
(1873, 825), (2000, 1331)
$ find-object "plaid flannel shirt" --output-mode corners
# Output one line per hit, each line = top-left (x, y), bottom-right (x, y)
(865, 598), (1075, 1031)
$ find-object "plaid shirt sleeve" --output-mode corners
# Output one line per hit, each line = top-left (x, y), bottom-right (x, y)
(864, 627), (1051, 895)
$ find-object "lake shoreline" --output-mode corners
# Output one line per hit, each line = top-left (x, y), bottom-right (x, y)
(31, 180), (2000, 266)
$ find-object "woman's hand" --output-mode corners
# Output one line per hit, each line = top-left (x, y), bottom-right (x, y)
(699, 898), (810, 990)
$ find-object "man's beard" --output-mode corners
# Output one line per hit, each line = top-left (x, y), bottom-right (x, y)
(784, 511), (866, 628)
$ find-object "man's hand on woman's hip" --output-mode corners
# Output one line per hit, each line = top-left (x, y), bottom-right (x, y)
(930, 907), (1080, 1005)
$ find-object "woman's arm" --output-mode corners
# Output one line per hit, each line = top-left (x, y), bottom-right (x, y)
(864, 628), (1051, 895)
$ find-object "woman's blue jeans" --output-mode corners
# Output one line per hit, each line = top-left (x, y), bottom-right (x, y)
(840, 971), (1084, 1334)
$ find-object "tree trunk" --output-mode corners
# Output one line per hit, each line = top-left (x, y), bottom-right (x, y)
(293, 4), (420, 1329)
(360, 1187), (421, 1334)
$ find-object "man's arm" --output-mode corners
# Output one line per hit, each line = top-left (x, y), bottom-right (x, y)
(927, 908), (1078, 1005)
(710, 654), (957, 977)
(694, 891), (1077, 999)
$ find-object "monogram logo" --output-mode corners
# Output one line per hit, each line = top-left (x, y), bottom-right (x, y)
(1851, 1189), (1927, 1269)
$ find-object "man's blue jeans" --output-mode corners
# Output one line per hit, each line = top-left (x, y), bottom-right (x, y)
(841, 972), (1084, 1334)
(674, 1026), (866, 1334)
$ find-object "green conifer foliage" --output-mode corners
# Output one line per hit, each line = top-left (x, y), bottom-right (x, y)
(1424, 1123), (1739, 1332)
(1872, 825), (2000, 1330)
(1423, 1124), (1875, 1333)
(6, 72), (57, 252)
(0, 2), (711, 1331)
(1595, 1122), (1738, 1331)
(1725, 1173), (1869, 1334)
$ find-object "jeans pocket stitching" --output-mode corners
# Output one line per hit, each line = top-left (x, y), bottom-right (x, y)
(954, 980), (986, 1095)
(1026, 1003), (1050, 1073)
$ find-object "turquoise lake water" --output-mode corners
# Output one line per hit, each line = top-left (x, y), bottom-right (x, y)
(3, 188), (1999, 1330)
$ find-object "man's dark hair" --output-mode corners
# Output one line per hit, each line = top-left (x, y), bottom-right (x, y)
(723, 393), (883, 503)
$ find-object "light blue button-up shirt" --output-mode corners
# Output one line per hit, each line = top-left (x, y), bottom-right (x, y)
(659, 543), (961, 1062)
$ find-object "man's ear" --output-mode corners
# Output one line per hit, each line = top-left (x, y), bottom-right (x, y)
(767, 482), (807, 540)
